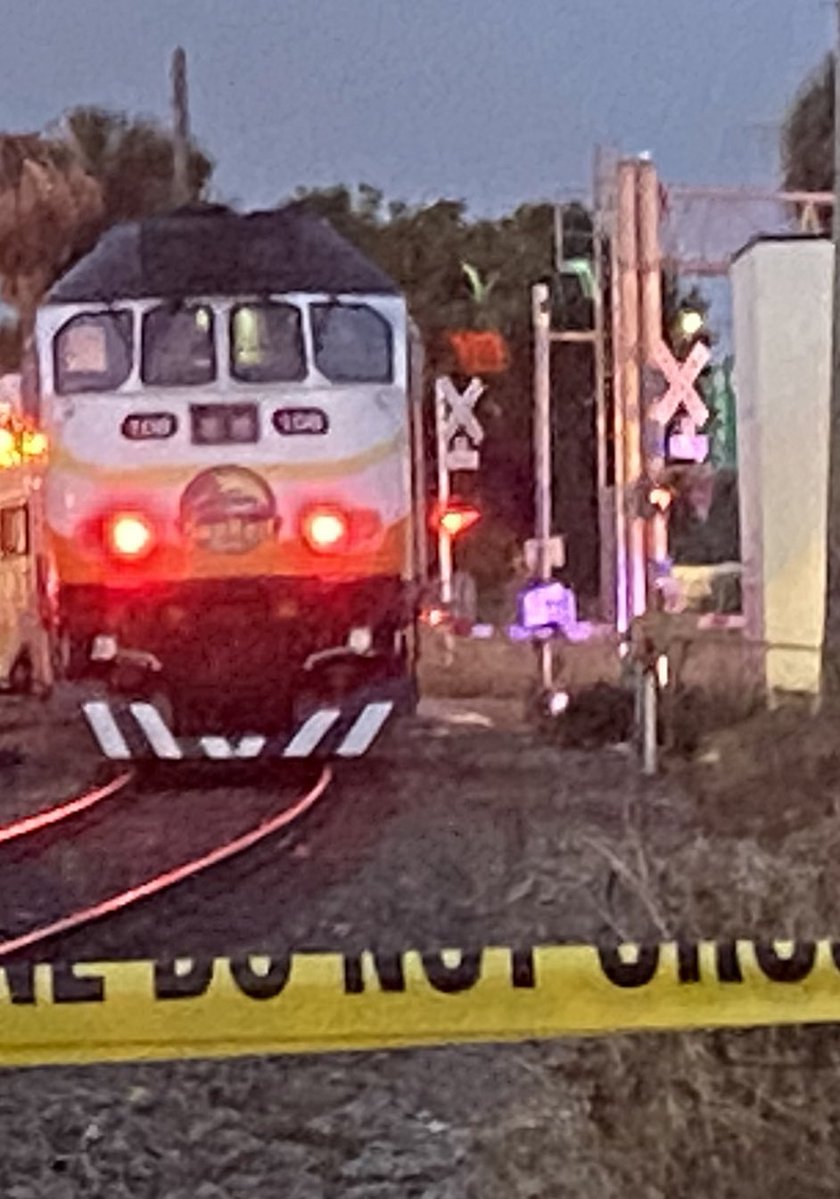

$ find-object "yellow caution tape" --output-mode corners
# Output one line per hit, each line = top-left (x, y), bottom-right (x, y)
(2, 939), (840, 1069)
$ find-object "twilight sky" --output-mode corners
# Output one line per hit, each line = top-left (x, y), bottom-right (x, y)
(0, 0), (834, 216)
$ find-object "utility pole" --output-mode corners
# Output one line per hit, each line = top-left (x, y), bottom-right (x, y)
(532, 282), (553, 691)
(171, 47), (190, 207)
(608, 169), (627, 636)
(637, 158), (664, 774)
(616, 161), (645, 625)
(593, 146), (615, 625)
(637, 159), (666, 588)
(823, 1), (840, 701)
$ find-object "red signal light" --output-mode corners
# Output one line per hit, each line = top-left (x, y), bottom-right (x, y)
(436, 501), (481, 537)
(301, 504), (350, 552)
(106, 512), (156, 560)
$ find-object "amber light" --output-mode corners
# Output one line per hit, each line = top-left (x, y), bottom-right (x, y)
(649, 487), (672, 512)
(436, 502), (480, 537)
(22, 431), (47, 458)
(0, 428), (18, 468)
(301, 505), (350, 552)
(106, 512), (156, 560)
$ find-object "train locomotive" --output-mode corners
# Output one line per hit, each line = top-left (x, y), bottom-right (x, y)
(33, 203), (426, 735)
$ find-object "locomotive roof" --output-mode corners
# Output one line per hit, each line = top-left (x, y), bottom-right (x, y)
(47, 203), (401, 303)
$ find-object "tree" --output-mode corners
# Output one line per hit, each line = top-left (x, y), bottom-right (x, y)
(0, 134), (103, 335)
(0, 108), (215, 370)
(58, 106), (213, 227)
(292, 184), (557, 344)
(780, 53), (835, 235)
(782, 53), (834, 193)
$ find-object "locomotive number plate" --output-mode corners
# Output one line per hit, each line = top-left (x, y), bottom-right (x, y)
(273, 407), (329, 436)
(122, 412), (178, 440)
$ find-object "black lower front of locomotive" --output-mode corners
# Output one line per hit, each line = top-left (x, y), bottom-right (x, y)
(60, 576), (419, 733)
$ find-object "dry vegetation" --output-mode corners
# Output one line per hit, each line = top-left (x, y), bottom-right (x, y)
(420, 627), (840, 1196)
(526, 702), (840, 1197)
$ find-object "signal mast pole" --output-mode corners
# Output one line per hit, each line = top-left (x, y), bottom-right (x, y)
(435, 381), (453, 607)
(637, 158), (665, 774)
(616, 160), (645, 625)
(171, 47), (190, 207)
(532, 282), (553, 691)
(823, 0), (840, 701)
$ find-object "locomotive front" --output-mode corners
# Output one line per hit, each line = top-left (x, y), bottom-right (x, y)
(35, 204), (424, 733)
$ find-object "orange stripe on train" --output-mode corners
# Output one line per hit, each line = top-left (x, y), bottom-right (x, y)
(49, 515), (413, 587)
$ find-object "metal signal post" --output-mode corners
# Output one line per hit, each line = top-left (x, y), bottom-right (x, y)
(636, 158), (665, 775)
(434, 382), (454, 607)
(532, 284), (554, 690)
(530, 260), (600, 696)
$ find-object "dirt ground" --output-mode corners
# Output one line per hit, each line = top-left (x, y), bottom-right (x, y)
(0, 645), (838, 1197)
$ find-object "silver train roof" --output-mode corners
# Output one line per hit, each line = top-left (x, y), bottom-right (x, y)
(47, 203), (401, 304)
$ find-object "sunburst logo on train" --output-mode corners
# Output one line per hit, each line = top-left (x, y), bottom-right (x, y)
(180, 466), (278, 555)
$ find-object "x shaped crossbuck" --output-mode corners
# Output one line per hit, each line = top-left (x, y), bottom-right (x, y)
(436, 376), (486, 445)
(647, 340), (710, 428)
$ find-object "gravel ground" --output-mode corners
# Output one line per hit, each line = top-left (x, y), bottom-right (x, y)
(1, 690), (840, 1196)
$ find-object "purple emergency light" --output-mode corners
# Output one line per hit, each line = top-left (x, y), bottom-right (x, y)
(516, 581), (577, 633)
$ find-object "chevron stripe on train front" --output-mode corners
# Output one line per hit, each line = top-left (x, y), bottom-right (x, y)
(81, 701), (395, 761)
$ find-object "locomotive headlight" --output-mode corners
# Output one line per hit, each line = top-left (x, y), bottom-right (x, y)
(348, 626), (373, 653)
(301, 505), (350, 552)
(299, 504), (382, 554)
(107, 512), (156, 560)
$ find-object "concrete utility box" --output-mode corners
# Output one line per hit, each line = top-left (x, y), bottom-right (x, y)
(730, 235), (832, 695)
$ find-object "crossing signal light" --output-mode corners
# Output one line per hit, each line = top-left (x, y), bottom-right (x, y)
(649, 486), (672, 513)
(638, 483), (673, 519)
(676, 307), (704, 339)
(435, 500), (481, 537)
(672, 304), (711, 361)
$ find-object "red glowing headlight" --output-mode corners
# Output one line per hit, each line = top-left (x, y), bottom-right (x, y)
(301, 505), (349, 552)
(106, 512), (156, 560)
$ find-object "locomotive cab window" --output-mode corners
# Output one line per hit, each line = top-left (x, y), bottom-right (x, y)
(310, 303), (393, 383)
(142, 303), (216, 387)
(230, 303), (306, 383)
(54, 311), (132, 395)
(0, 506), (28, 557)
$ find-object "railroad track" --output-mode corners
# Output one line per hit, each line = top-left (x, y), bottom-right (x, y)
(0, 673), (419, 963)
(0, 755), (335, 963)
(0, 689), (533, 967)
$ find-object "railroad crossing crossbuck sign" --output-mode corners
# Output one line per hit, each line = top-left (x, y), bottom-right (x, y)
(646, 340), (710, 465)
(436, 376), (485, 471)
